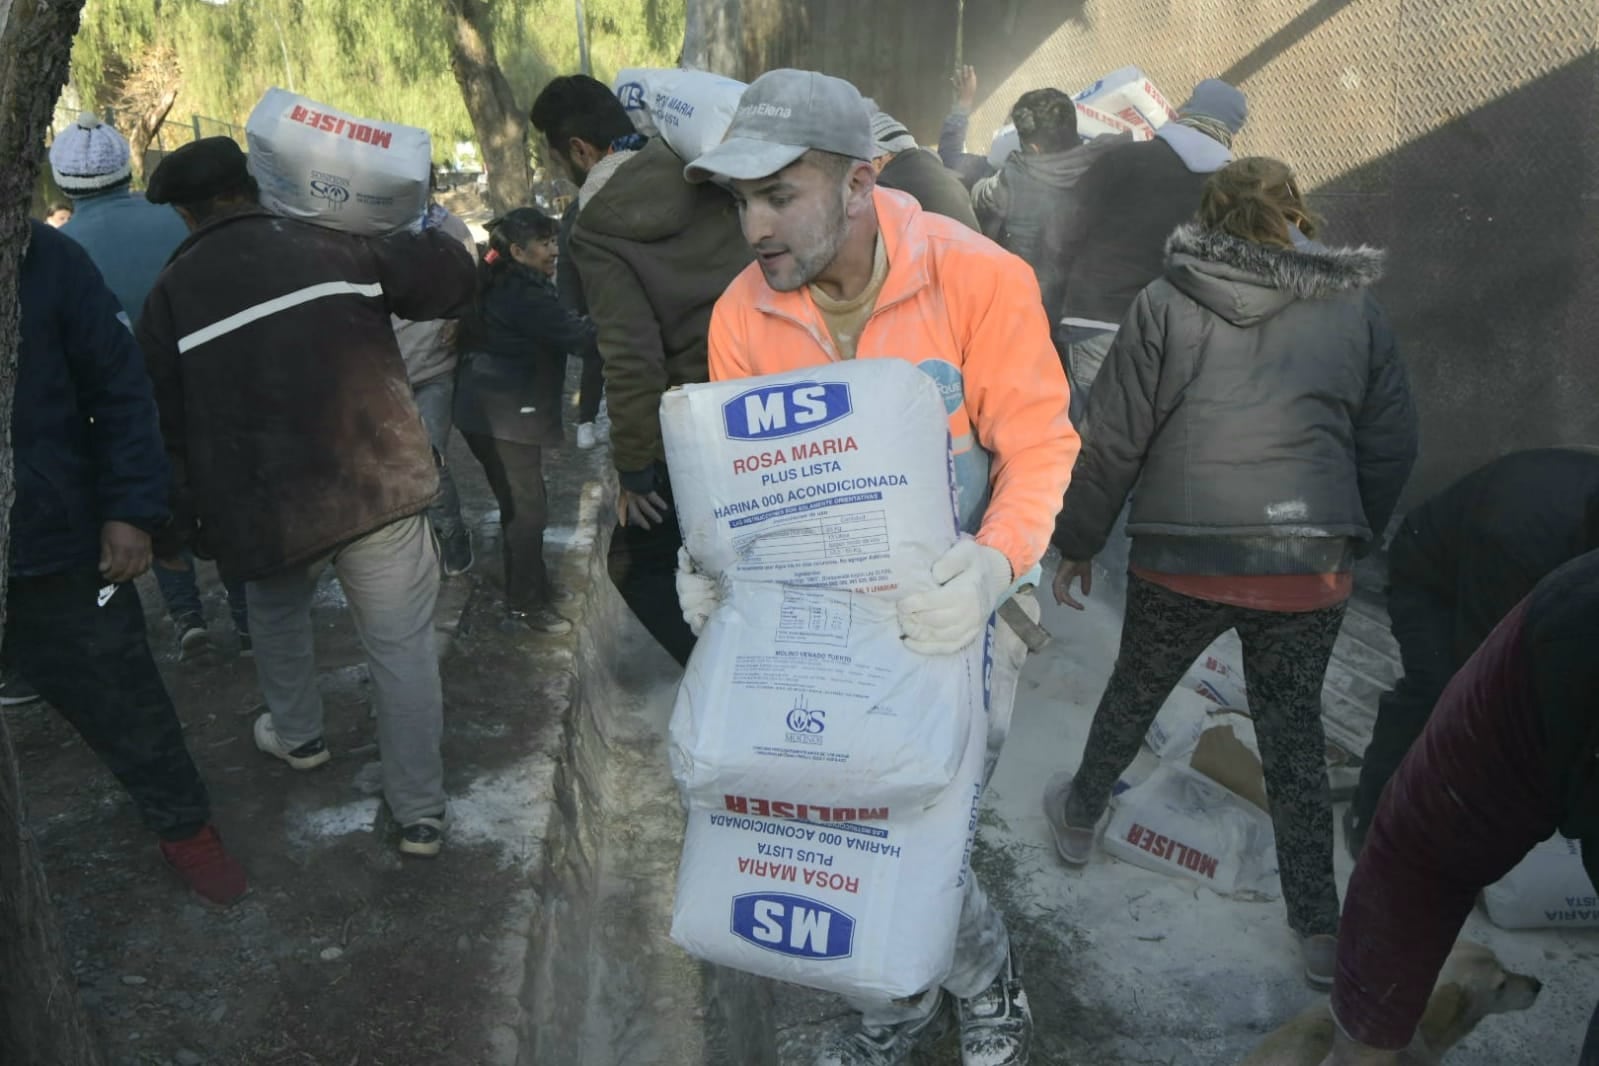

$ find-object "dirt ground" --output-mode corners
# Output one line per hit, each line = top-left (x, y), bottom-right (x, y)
(10, 428), (601, 1066)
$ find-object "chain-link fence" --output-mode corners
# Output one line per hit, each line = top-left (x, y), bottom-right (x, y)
(147, 113), (245, 154)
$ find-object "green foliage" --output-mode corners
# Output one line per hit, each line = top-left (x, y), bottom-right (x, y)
(71, 0), (685, 160)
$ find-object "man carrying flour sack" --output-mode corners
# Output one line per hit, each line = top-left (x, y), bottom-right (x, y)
(679, 69), (1079, 1066)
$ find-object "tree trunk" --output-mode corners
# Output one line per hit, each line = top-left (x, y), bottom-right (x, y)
(129, 84), (178, 184)
(441, 0), (531, 216)
(0, 0), (106, 1063)
(680, 0), (743, 76)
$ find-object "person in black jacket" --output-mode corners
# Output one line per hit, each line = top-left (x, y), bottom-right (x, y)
(1344, 447), (1599, 857)
(1056, 79), (1246, 409)
(7, 220), (246, 904)
(456, 208), (597, 635)
(866, 102), (980, 231)
(137, 138), (477, 859)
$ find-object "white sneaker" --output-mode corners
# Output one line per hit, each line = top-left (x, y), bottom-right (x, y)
(576, 422), (598, 450)
(815, 992), (950, 1066)
(253, 713), (332, 770)
(399, 814), (448, 858)
(958, 951), (1032, 1066)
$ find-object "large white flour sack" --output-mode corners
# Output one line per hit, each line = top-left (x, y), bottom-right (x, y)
(661, 359), (959, 597)
(671, 582), (978, 809)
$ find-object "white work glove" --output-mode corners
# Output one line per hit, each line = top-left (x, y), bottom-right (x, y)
(676, 547), (722, 637)
(896, 537), (1014, 656)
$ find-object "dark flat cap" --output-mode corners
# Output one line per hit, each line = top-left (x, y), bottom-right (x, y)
(146, 136), (250, 205)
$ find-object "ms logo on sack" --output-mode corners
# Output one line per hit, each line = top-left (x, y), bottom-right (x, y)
(731, 893), (855, 959)
(617, 81), (647, 112)
(723, 382), (852, 441)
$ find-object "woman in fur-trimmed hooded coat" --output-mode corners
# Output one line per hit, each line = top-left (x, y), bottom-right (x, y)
(1043, 158), (1418, 987)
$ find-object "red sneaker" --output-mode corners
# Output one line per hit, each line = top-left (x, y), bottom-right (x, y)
(160, 825), (248, 905)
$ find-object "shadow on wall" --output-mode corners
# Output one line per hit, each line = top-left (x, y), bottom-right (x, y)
(731, 0), (1090, 142)
(1312, 52), (1599, 504)
(734, 0), (1599, 503)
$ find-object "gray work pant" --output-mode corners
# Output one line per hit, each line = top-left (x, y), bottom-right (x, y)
(412, 374), (466, 541)
(847, 593), (1036, 1027)
(246, 514), (445, 825)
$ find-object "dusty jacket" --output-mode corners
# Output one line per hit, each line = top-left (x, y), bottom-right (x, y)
(393, 207), (477, 385)
(14, 221), (169, 578)
(137, 210), (476, 583)
(877, 147), (980, 231)
(708, 188), (1080, 576)
(1058, 129), (1230, 327)
(1054, 225), (1418, 575)
(570, 138), (753, 482)
(455, 264), (596, 446)
(971, 135), (1131, 323)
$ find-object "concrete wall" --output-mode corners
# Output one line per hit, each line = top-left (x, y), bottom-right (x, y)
(731, 0), (1599, 503)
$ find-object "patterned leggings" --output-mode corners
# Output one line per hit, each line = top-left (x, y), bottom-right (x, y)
(1065, 574), (1346, 937)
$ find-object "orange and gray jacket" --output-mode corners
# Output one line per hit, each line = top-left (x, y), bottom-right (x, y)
(708, 187), (1079, 577)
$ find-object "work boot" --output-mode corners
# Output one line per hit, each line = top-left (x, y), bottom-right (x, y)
(958, 950), (1032, 1066)
(399, 814), (448, 858)
(1041, 772), (1098, 866)
(1302, 933), (1337, 988)
(814, 991), (950, 1066)
(160, 825), (248, 905)
(253, 713), (332, 770)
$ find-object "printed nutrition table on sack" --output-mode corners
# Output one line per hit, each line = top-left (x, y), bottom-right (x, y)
(775, 587), (853, 649)
(733, 509), (891, 568)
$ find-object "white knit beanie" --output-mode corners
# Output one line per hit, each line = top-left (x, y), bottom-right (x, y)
(49, 112), (133, 193)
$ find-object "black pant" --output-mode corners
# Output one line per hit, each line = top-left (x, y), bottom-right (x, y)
(577, 350), (604, 424)
(4, 567), (210, 840)
(609, 462), (695, 666)
(1349, 538), (1455, 838)
(463, 433), (552, 612)
(1066, 574), (1346, 937)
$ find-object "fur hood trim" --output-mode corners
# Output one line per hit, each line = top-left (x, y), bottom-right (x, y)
(1165, 223), (1385, 298)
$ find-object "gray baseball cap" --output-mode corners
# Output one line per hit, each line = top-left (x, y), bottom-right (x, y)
(684, 69), (874, 184)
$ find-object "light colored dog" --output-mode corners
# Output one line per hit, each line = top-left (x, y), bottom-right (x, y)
(1241, 942), (1542, 1065)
